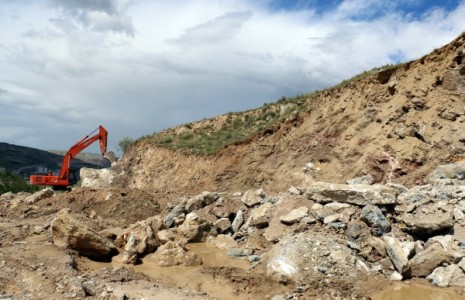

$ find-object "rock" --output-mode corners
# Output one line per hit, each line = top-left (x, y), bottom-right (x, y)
(248, 202), (273, 228)
(454, 208), (465, 221)
(408, 243), (455, 277)
(287, 186), (302, 195)
(345, 221), (370, 240)
(185, 191), (219, 212)
(177, 212), (210, 242)
(427, 264), (465, 287)
(389, 271), (403, 281)
(300, 216), (317, 225)
(50, 209), (117, 260)
(146, 241), (202, 267)
(156, 229), (177, 243)
(397, 203), (453, 235)
(231, 209), (244, 233)
(264, 231), (355, 283)
(241, 189), (263, 207)
(228, 248), (254, 258)
(114, 216), (162, 264)
(214, 218), (232, 233)
(402, 241), (415, 259)
(425, 162), (465, 183)
(207, 234), (238, 251)
(346, 175), (374, 185)
(324, 202), (352, 210)
(383, 235), (410, 276)
(360, 204), (391, 233)
(80, 168), (115, 188)
(25, 188), (55, 204)
(280, 207), (309, 225)
(323, 213), (342, 224)
(164, 203), (186, 228)
(305, 182), (399, 205)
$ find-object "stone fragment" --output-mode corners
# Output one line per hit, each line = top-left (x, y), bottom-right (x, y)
(51, 209), (117, 260)
(383, 235), (410, 276)
(346, 175), (374, 185)
(114, 216), (162, 264)
(425, 162), (465, 183)
(454, 208), (465, 221)
(323, 213), (342, 224)
(214, 218), (232, 233)
(389, 271), (403, 281)
(408, 243), (455, 277)
(231, 209), (244, 233)
(146, 241), (202, 267)
(360, 204), (391, 233)
(207, 234), (238, 251)
(80, 168), (115, 188)
(345, 221), (370, 240)
(248, 202), (273, 228)
(305, 182), (399, 205)
(25, 188), (55, 204)
(280, 207), (309, 225)
(164, 203), (186, 228)
(287, 186), (302, 195)
(185, 191), (219, 212)
(397, 203), (453, 235)
(427, 264), (465, 287)
(177, 212), (210, 242)
(241, 189), (263, 207)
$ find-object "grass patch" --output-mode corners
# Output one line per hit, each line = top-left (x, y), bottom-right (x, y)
(143, 63), (400, 154)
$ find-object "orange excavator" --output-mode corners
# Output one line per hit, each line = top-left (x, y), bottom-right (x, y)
(30, 125), (108, 188)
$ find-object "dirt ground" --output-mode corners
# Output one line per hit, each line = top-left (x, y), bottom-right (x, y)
(2, 33), (465, 300)
(2, 187), (465, 299)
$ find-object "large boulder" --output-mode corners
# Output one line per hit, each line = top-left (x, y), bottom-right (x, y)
(264, 231), (357, 284)
(425, 162), (465, 183)
(177, 212), (210, 242)
(51, 209), (118, 260)
(185, 191), (219, 212)
(146, 241), (202, 267)
(305, 182), (399, 205)
(427, 264), (465, 287)
(80, 168), (116, 188)
(360, 204), (391, 233)
(397, 202), (453, 235)
(383, 235), (410, 276)
(114, 216), (163, 264)
(408, 243), (455, 277)
(25, 187), (55, 204)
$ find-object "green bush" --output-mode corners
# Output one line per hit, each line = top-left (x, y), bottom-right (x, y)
(0, 170), (39, 194)
(118, 136), (135, 153)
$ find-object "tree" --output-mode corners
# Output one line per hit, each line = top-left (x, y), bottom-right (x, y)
(118, 136), (135, 153)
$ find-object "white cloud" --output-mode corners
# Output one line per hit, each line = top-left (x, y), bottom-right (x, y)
(0, 0), (465, 153)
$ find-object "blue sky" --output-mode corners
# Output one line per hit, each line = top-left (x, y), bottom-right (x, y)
(0, 0), (464, 153)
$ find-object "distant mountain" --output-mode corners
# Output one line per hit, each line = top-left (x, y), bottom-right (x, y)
(0, 142), (109, 178)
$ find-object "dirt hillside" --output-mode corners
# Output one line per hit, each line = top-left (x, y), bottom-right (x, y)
(117, 33), (465, 195)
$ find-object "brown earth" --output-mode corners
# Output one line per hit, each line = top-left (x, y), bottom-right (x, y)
(2, 33), (465, 300)
(117, 33), (465, 195)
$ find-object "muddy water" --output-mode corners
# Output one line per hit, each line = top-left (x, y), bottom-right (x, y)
(371, 281), (465, 300)
(82, 242), (250, 300)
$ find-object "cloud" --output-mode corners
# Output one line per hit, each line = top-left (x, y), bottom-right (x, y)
(48, 0), (135, 36)
(170, 11), (253, 46)
(1, 0), (465, 153)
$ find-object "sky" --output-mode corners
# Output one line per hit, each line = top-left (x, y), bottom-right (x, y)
(1, 0), (465, 154)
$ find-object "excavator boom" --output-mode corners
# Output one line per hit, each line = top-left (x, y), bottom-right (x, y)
(30, 125), (108, 187)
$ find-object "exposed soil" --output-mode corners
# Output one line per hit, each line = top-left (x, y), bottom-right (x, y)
(2, 33), (465, 299)
(117, 33), (465, 194)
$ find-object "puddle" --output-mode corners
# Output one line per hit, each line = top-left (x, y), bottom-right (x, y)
(82, 242), (251, 300)
(371, 281), (465, 300)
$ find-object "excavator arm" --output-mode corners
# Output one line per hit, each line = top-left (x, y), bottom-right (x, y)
(30, 125), (108, 187)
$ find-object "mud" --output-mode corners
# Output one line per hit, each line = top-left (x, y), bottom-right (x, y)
(371, 281), (465, 300)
